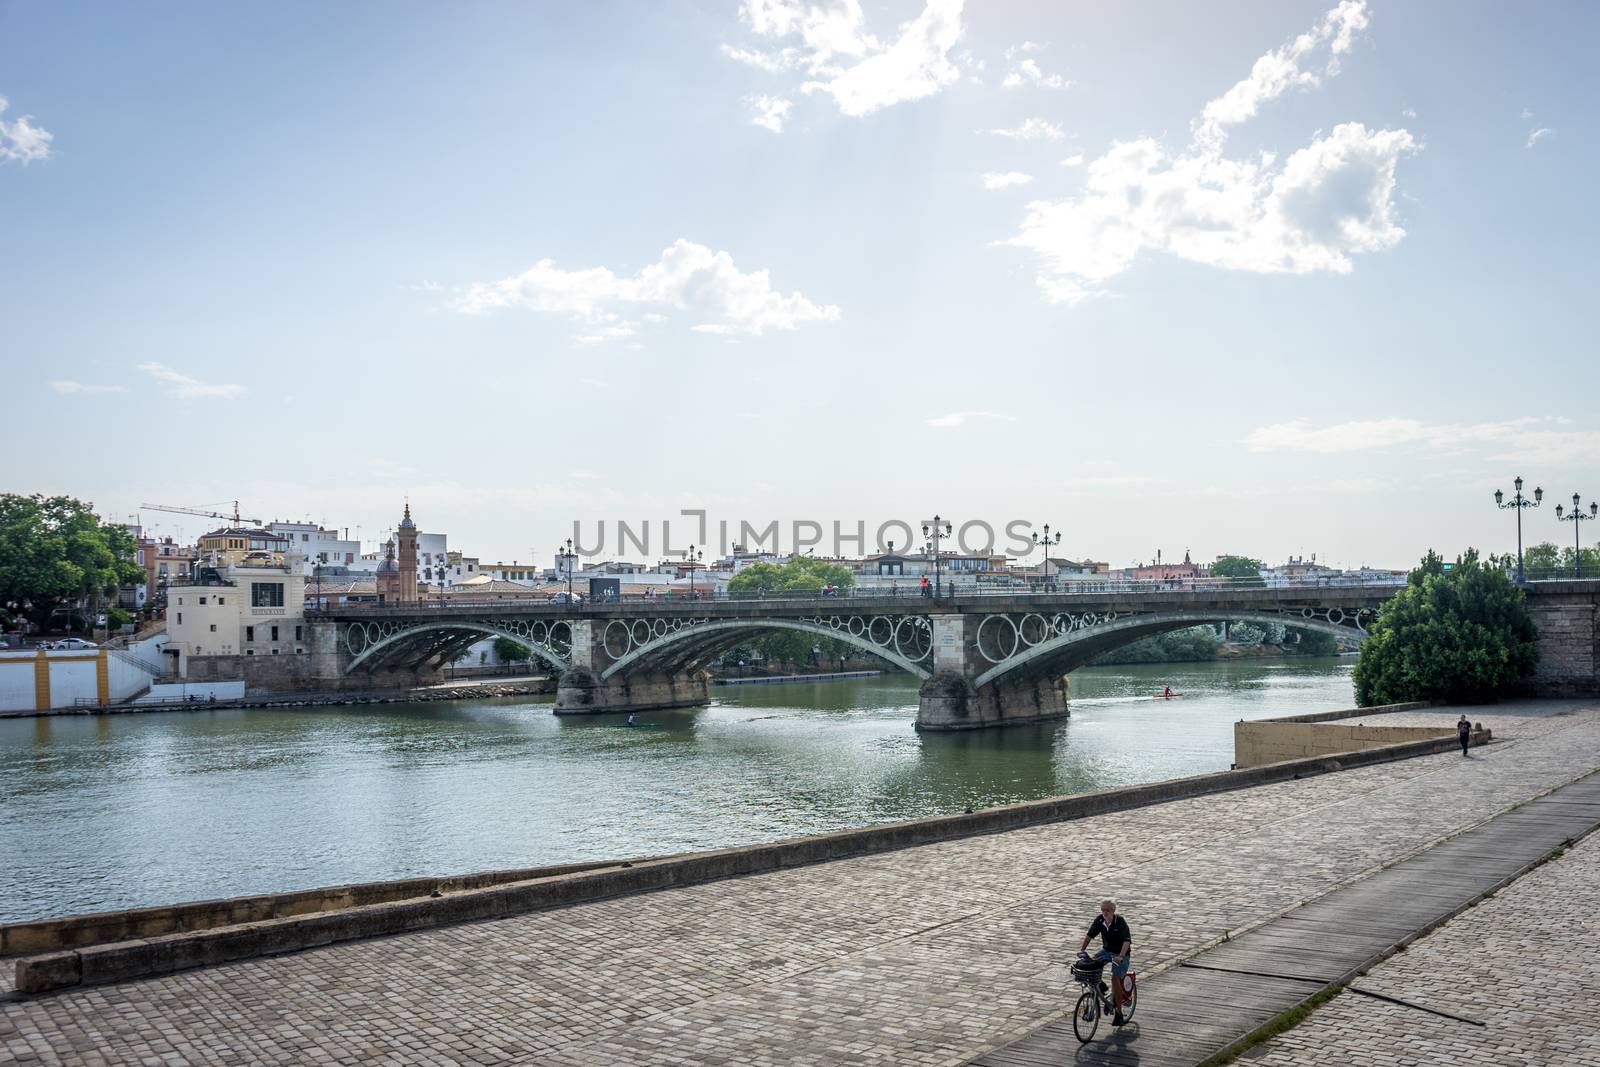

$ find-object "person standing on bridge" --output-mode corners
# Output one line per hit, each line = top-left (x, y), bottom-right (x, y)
(1458, 714), (1472, 756)
(1079, 900), (1133, 1026)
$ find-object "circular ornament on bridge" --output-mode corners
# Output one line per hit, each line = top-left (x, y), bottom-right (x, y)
(867, 616), (895, 648)
(847, 616), (866, 637)
(1052, 613), (1073, 635)
(1302, 607), (1316, 619)
(603, 620), (634, 658)
(631, 620), (652, 648)
(976, 613), (1020, 663)
(550, 621), (571, 650)
(651, 619), (668, 638)
(531, 621), (550, 645)
(345, 625), (368, 656)
(1326, 607), (1345, 625)
(1018, 613), (1051, 646)
(893, 616), (933, 662)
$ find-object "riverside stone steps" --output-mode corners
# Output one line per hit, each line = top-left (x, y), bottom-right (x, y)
(972, 770), (1600, 1067)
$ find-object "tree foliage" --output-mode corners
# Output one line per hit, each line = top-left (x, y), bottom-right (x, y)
(1521, 541), (1600, 581)
(1209, 555), (1264, 584)
(0, 494), (145, 629)
(1093, 625), (1221, 665)
(492, 636), (531, 663)
(1285, 627), (1340, 656)
(1352, 549), (1538, 706)
(727, 557), (855, 596)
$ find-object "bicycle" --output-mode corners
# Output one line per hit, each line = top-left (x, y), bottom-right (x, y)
(1069, 952), (1136, 1043)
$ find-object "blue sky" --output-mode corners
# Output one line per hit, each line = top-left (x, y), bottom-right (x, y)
(2, 1), (1595, 567)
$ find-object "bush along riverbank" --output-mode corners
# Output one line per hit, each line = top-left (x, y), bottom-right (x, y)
(1092, 624), (1345, 666)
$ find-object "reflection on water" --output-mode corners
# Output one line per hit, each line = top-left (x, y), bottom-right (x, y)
(0, 658), (1352, 921)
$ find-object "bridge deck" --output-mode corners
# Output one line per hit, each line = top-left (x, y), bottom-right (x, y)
(973, 771), (1600, 1067)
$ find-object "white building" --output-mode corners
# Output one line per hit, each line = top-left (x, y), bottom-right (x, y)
(268, 522), (362, 573)
(165, 558), (308, 675)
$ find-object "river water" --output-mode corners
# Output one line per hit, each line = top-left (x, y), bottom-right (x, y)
(0, 658), (1353, 922)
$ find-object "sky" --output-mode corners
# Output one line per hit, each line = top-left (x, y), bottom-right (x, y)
(2, 0), (1596, 569)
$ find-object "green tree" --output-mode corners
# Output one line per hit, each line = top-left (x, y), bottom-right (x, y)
(727, 557), (855, 597)
(1285, 627), (1339, 656)
(492, 636), (531, 663)
(0, 494), (145, 632)
(1209, 555), (1264, 585)
(1093, 625), (1220, 665)
(1352, 548), (1538, 706)
(1521, 540), (1600, 581)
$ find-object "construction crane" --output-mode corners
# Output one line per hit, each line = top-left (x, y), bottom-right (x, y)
(140, 501), (264, 527)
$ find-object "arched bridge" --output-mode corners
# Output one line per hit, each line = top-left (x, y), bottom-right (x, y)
(308, 584), (1396, 730)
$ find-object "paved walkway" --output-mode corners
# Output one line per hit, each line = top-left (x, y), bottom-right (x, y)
(1247, 796), (1600, 1066)
(2, 699), (1597, 1066)
(974, 766), (1600, 1066)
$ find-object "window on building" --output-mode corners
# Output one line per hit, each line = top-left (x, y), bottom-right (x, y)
(246, 626), (254, 642)
(294, 625), (302, 641)
(176, 612), (183, 624)
(271, 625), (279, 641)
(247, 649), (255, 655)
(251, 582), (285, 607)
(217, 597), (224, 605)
(178, 597), (183, 605)
(198, 597), (207, 605)
(271, 648), (279, 655)
(209, 624), (217, 632)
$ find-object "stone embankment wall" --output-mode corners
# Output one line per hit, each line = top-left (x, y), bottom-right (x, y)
(1522, 582), (1600, 696)
(1232, 701), (1492, 769)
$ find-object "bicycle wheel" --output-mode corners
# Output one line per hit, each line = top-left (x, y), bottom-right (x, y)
(1072, 989), (1100, 1043)
(1120, 982), (1137, 1022)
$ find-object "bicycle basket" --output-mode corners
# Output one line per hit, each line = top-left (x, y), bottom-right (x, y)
(1070, 959), (1104, 983)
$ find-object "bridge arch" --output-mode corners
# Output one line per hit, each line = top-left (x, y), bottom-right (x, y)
(971, 612), (1363, 690)
(599, 618), (933, 682)
(343, 620), (571, 676)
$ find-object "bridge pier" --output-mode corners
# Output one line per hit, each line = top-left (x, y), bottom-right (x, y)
(917, 674), (1068, 730)
(554, 668), (712, 715)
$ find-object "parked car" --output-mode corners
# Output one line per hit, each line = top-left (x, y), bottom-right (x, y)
(51, 637), (98, 650)
(551, 591), (585, 604)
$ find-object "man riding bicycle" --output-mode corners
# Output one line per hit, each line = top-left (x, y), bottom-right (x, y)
(1078, 899), (1132, 1026)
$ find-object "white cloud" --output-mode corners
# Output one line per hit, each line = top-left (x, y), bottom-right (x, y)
(0, 96), (53, 164)
(982, 171), (1034, 190)
(1005, 1), (1414, 305)
(985, 117), (1064, 142)
(1520, 107), (1535, 120)
(1401, 107), (1417, 119)
(135, 362), (246, 399)
(726, 0), (966, 119)
(925, 410), (1015, 428)
(1241, 416), (1600, 466)
(50, 380), (127, 395)
(574, 321), (638, 345)
(455, 239), (840, 337)
(746, 94), (793, 132)
(1059, 153), (1084, 167)
(1193, 0), (1369, 149)
(1002, 57), (1070, 91)
(1526, 126), (1553, 148)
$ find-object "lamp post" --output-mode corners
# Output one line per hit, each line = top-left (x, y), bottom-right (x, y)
(558, 537), (577, 601)
(1494, 477), (1542, 584)
(1032, 523), (1061, 591)
(685, 545), (703, 599)
(1555, 494), (1598, 579)
(922, 514), (953, 598)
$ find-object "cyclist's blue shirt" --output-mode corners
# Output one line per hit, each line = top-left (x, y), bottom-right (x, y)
(1087, 914), (1131, 955)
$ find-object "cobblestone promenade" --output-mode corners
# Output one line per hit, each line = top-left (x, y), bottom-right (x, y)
(2, 700), (1597, 1066)
(1249, 780), (1600, 1067)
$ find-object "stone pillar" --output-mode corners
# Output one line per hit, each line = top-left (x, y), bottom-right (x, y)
(916, 612), (1071, 730)
(554, 619), (712, 715)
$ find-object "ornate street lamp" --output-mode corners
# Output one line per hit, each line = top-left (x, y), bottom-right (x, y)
(686, 545), (704, 599)
(1555, 493), (1598, 579)
(557, 537), (577, 601)
(1032, 523), (1061, 591)
(922, 514), (953, 598)
(1494, 476), (1542, 584)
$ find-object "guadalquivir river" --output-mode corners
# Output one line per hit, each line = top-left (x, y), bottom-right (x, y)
(0, 658), (1353, 922)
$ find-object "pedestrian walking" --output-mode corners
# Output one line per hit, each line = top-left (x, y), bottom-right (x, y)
(1457, 714), (1472, 756)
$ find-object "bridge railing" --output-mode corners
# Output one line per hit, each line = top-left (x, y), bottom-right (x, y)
(304, 574), (1405, 617)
